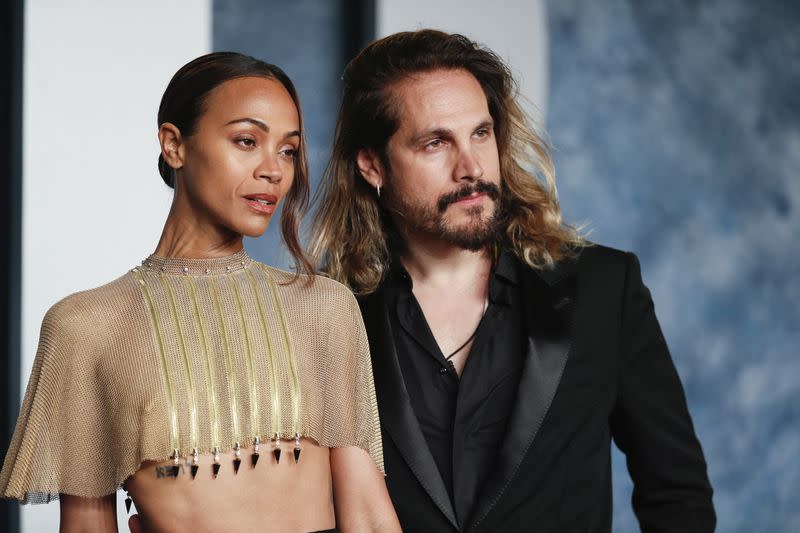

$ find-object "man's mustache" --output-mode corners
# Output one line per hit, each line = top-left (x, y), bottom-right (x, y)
(437, 180), (501, 212)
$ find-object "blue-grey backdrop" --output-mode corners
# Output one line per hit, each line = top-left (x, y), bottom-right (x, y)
(547, 1), (799, 531)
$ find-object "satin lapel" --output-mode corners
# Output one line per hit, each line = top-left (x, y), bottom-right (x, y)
(358, 292), (459, 529)
(466, 266), (575, 531)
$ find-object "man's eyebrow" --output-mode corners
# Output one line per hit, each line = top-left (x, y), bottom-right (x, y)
(475, 119), (494, 131)
(409, 119), (495, 144)
(410, 127), (454, 144)
(225, 117), (269, 131)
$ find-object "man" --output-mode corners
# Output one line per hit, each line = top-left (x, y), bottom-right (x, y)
(312, 29), (715, 532)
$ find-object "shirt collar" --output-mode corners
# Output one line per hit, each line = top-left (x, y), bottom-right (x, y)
(385, 247), (520, 301)
(488, 247), (519, 306)
(493, 246), (519, 285)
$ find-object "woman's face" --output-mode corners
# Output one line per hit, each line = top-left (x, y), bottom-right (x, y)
(174, 76), (300, 238)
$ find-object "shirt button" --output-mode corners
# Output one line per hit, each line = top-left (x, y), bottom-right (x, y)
(439, 367), (448, 374)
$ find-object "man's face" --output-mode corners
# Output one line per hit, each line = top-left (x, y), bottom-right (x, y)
(379, 68), (502, 250)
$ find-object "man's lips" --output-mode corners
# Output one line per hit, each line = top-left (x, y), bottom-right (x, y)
(437, 180), (500, 212)
(452, 191), (486, 205)
(243, 193), (278, 214)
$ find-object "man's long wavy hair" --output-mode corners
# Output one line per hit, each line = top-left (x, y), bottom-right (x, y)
(311, 30), (585, 294)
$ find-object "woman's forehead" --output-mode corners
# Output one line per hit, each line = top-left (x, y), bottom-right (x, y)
(201, 76), (299, 128)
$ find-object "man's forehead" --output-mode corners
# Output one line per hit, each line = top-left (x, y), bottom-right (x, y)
(391, 68), (484, 102)
(390, 68), (490, 131)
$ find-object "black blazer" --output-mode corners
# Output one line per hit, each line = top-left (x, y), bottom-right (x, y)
(358, 245), (715, 533)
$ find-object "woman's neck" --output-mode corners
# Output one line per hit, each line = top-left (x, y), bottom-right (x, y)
(154, 199), (243, 259)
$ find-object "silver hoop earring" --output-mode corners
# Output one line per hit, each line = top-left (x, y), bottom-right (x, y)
(376, 184), (381, 198)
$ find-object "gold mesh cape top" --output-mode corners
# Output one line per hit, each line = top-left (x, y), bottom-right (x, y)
(0, 250), (383, 503)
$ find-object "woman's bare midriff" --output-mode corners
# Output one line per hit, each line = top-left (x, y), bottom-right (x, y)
(125, 438), (334, 533)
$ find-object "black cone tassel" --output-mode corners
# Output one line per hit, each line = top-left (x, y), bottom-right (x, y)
(273, 448), (281, 463)
(125, 497), (132, 513)
(190, 464), (199, 479)
(251, 453), (259, 467)
(293, 447), (301, 463)
(233, 457), (241, 473)
(212, 463), (221, 478)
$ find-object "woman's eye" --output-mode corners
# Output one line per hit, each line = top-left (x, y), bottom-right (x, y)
(280, 148), (298, 159)
(236, 137), (256, 148)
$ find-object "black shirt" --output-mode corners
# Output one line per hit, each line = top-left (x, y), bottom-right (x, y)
(384, 249), (526, 525)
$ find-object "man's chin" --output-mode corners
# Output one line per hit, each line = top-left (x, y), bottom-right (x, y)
(438, 221), (497, 251)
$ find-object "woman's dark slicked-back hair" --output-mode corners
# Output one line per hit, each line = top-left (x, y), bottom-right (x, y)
(157, 51), (313, 277)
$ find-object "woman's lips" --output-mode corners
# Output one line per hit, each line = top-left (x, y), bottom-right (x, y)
(243, 193), (278, 214)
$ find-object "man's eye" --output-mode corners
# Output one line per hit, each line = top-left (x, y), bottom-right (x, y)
(475, 128), (489, 138)
(426, 139), (443, 149)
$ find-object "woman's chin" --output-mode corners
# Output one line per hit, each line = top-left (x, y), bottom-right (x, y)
(238, 219), (272, 238)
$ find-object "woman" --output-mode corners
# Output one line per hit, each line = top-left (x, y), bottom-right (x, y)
(0, 52), (400, 533)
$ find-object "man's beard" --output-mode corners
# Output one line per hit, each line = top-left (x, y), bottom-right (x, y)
(384, 179), (503, 251)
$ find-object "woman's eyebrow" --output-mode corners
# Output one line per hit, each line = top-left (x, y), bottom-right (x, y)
(226, 119), (299, 140)
(226, 117), (269, 131)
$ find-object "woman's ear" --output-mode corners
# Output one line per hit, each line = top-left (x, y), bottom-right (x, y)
(356, 148), (385, 191)
(158, 122), (185, 172)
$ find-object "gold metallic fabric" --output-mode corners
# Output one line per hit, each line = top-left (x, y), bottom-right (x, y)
(0, 250), (382, 503)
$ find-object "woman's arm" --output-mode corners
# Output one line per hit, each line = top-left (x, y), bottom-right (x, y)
(331, 446), (402, 532)
(59, 494), (118, 533)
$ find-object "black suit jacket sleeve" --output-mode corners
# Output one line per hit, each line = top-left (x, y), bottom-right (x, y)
(610, 252), (716, 532)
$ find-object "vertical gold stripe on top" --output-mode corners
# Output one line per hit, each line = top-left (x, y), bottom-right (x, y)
(209, 277), (240, 440)
(133, 270), (180, 451)
(187, 277), (220, 450)
(163, 277), (199, 449)
(245, 268), (280, 437)
(263, 267), (301, 435)
(229, 276), (260, 438)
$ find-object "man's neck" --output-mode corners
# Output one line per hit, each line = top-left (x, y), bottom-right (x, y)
(397, 235), (494, 378)
(399, 236), (493, 289)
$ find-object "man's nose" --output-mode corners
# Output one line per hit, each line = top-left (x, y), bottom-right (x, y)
(454, 146), (484, 182)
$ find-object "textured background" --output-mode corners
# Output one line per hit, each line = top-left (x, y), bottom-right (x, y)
(547, 1), (800, 531)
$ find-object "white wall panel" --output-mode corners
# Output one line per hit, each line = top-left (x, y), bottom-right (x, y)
(377, 0), (548, 121)
(22, 1), (211, 531)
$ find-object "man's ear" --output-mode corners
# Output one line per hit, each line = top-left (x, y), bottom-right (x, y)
(158, 122), (185, 172)
(356, 148), (386, 191)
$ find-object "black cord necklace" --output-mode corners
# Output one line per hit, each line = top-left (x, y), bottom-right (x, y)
(444, 297), (489, 361)
(444, 328), (480, 360)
